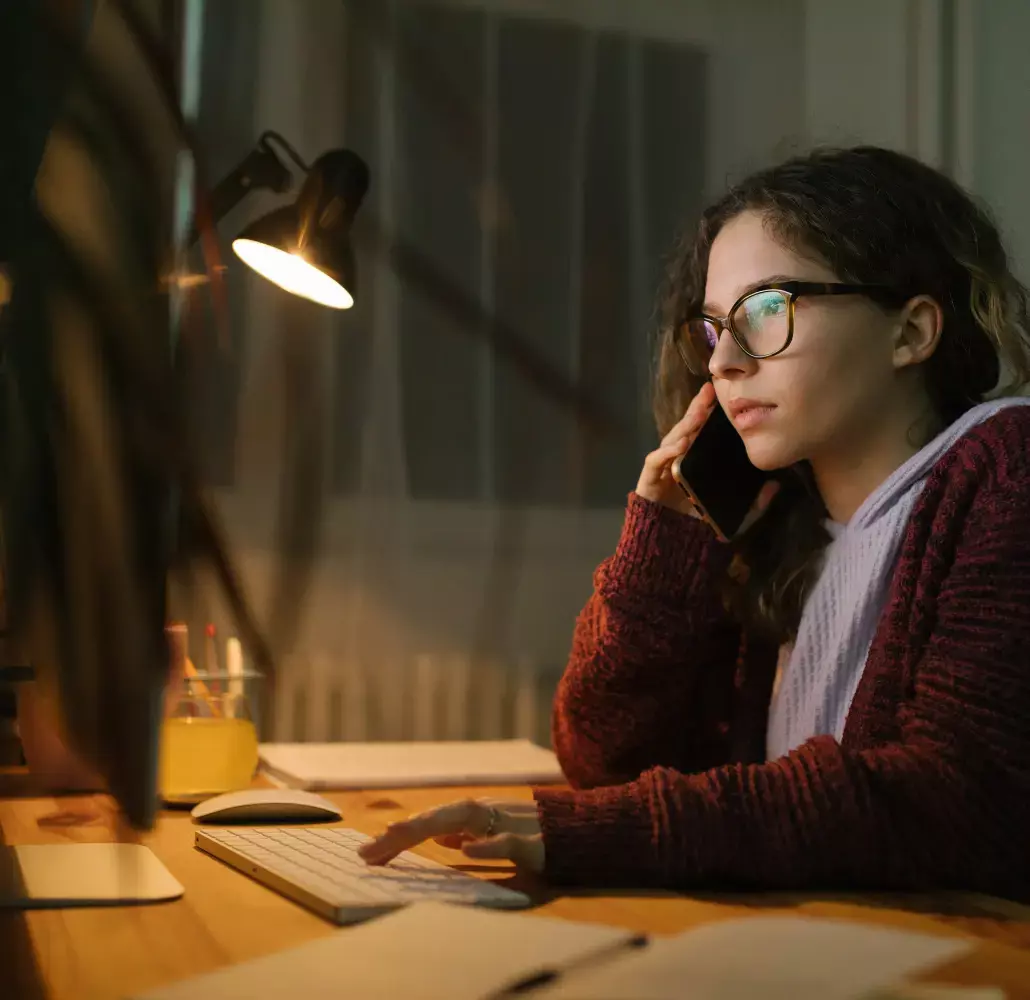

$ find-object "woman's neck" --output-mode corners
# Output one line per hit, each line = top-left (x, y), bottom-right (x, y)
(811, 400), (940, 525)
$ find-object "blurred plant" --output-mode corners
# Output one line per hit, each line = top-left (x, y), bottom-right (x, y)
(0, 0), (276, 830)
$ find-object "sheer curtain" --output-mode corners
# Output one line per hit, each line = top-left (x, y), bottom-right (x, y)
(195, 1), (725, 729)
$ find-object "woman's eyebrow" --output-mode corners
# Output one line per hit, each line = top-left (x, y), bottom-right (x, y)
(703, 274), (797, 315)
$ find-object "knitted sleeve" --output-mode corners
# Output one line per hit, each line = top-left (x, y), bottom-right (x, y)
(550, 493), (744, 789)
(537, 462), (1030, 901)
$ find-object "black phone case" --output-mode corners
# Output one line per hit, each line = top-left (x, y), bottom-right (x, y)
(673, 404), (767, 539)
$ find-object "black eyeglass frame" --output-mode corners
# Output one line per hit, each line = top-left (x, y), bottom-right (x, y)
(678, 280), (907, 373)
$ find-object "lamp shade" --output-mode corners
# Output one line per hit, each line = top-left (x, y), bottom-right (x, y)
(233, 207), (355, 310)
(231, 148), (369, 310)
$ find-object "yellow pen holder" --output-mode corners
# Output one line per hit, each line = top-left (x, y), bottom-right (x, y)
(158, 670), (262, 805)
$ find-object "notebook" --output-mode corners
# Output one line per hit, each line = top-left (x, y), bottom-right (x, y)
(134, 900), (639, 999)
(134, 900), (974, 1000)
(258, 739), (565, 789)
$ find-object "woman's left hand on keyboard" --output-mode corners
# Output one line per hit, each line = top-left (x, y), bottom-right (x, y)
(357, 797), (545, 873)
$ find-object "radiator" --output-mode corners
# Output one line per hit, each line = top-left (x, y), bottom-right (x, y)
(269, 654), (559, 746)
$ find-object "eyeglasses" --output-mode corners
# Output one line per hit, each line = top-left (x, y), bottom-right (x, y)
(677, 280), (904, 374)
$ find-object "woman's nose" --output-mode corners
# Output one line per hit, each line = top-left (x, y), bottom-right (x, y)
(708, 329), (756, 380)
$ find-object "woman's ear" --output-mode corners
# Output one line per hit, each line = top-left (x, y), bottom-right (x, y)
(893, 295), (944, 370)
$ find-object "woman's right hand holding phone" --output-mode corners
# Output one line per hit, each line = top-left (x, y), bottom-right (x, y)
(635, 382), (781, 535)
(635, 382), (717, 515)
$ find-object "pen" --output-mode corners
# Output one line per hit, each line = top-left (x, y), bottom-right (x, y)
(487, 934), (649, 998)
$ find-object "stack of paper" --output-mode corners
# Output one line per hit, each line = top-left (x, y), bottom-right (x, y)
(258, 739), (565, 789)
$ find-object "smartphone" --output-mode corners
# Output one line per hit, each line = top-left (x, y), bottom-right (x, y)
(671, 403), (769, 542)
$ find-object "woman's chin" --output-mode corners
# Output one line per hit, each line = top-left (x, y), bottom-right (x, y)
(743, 436), (795, 472)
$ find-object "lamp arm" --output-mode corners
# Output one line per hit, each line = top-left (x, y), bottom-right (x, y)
(185, 143), (294, 248)
(258, 131), (311, 175)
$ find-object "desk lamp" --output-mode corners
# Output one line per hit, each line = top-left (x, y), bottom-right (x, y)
(196, 130), (370, 309)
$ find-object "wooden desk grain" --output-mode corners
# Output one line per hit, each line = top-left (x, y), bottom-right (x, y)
(3, 772), (1030, 999)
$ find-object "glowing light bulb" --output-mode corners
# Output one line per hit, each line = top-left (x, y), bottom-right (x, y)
(232, 240), (353, 309)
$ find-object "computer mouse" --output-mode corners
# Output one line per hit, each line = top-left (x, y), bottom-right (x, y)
(190, 788), (343, 824)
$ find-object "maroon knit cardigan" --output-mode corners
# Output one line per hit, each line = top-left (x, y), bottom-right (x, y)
(533, 407), (1030, 901)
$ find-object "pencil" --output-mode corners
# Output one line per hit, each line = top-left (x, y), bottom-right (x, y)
(183, 655), (220, 717)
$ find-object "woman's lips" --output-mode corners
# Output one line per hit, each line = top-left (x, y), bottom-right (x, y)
(731, 404), (776, 431)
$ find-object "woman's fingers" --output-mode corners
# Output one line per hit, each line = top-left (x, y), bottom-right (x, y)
(433, 832), (471, 849)
(359, 797), (543, 865)
(660, 381), (716, 447)
(358, 798), (490, 865)
(641, 438), (689, 479)
(462, 832), (545, 873)
(636, 441), (688, 503)
(432, 802), (537, 850)
(665, 380), (715, 444)
(637, 384), (719, 510)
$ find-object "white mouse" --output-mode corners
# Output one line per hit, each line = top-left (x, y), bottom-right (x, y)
(190, 788), (342, 824)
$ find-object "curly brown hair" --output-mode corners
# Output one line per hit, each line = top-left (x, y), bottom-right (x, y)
(654, 146), (1030, 643)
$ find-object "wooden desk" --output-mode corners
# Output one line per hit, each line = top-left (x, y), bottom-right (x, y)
(4, 772), (1030, 999)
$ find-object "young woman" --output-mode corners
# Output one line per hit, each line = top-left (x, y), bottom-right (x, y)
(360, 146), (1030, 901)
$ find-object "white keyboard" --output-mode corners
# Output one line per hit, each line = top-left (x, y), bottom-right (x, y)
(196, 825), (531, 924)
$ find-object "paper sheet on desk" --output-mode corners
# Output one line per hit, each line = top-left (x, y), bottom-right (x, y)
(539, 915), (973, 1000)
(258, 739), (565, 789)
(133, 901), (639, 1000)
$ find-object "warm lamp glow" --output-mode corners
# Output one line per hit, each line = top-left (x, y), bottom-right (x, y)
(232, 239), (354, 310)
